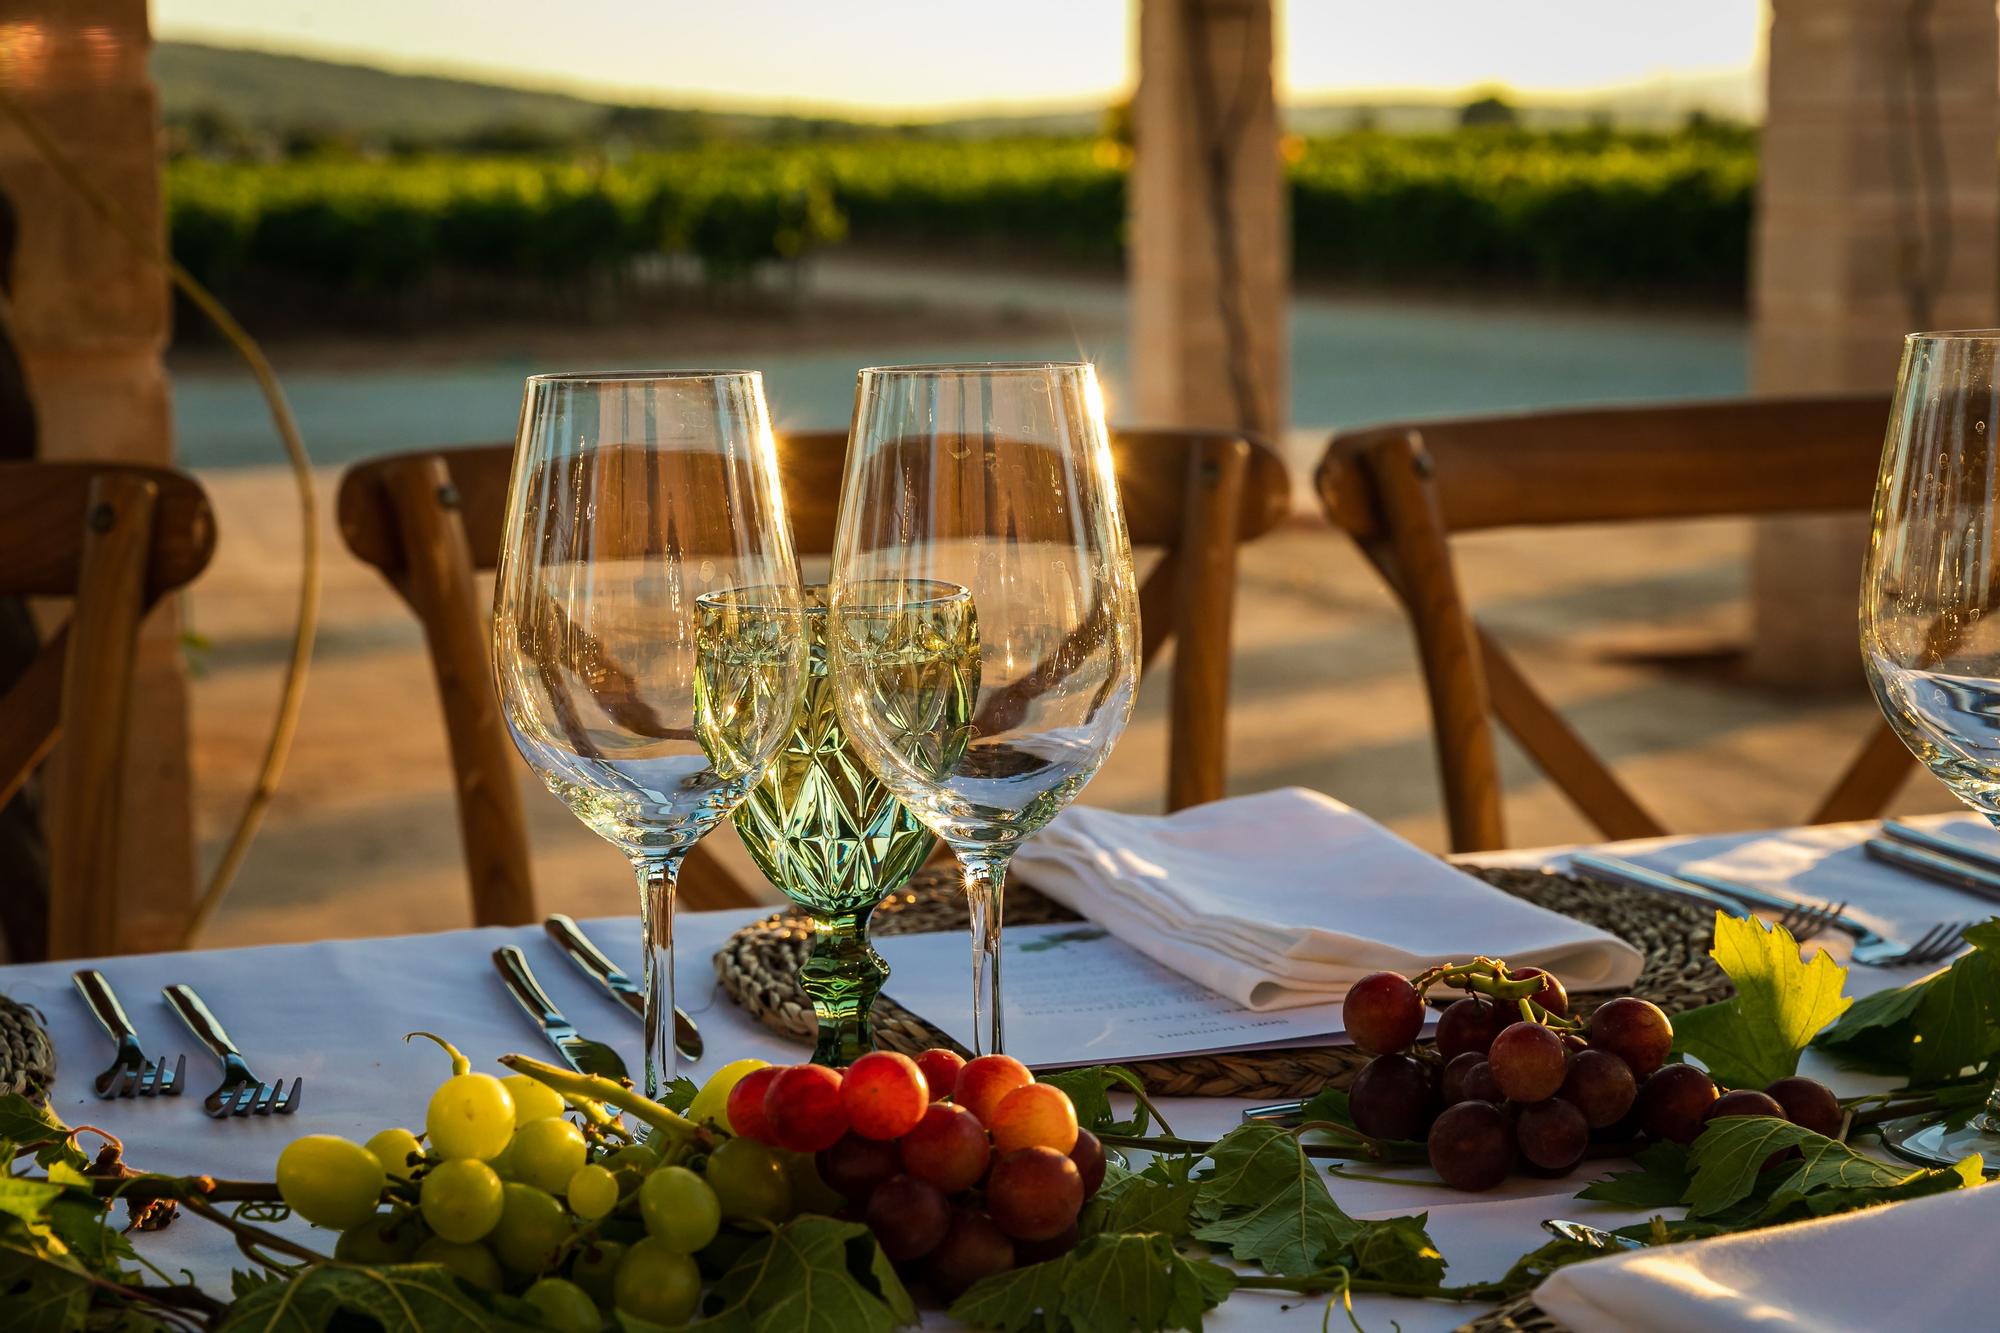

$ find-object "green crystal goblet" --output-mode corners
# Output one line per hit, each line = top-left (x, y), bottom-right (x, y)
(699, 583), (946, 1066)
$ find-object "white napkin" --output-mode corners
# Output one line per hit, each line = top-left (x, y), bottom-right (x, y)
(1011, 788), (1643, 1011)
(1535, 1178), (2000, 1332)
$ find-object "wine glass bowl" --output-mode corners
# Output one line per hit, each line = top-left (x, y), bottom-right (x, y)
(829, 363), (1141, 1054)
(1863, 331), (2000, 1169)
(492, 370), (805, 1096)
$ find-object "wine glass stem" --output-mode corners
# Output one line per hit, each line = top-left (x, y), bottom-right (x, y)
(634, 852), (680, 1099)
(962, 852), (1008, 1056)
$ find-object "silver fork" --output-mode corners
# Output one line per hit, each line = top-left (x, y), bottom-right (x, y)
(1568, 852), (1841, 941)
(163, 984), (301, 1117)
(72, 970), (183, 1100)
(1664, 865), (1970, 968)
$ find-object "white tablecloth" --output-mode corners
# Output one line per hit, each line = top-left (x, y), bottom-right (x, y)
(0, 813), (1987, 1329)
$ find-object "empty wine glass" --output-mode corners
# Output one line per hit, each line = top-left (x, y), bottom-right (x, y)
(493, 371), (805, 1096)
(1864, 330), (2000, 1169)
(827, 362), (1140, 1055)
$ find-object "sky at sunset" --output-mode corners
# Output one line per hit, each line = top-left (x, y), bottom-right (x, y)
(153, 1), (1765, 117)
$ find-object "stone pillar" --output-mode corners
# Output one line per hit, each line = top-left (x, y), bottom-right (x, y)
(1750, 0), (2000, 685)
(1130, 0), (1287, 438)
(0, 2), (195, 950)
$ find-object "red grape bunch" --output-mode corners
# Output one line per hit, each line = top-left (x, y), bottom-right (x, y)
(729, 1048), (1107, 1294)
(1340, 963), (1841, 1192)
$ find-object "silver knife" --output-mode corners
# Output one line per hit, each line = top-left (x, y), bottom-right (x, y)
(492, 946), (631, 1082)
(1881, 820), (2000, 880)
(545, 914), (703, 1063)
(1567, 852), (1758, 920)
(1865, 836), (2000, 902)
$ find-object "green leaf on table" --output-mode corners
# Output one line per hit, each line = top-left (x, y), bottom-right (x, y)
(949, 1233), (1233, 1333)
(1190, 1122), (1359, 1275)
(1082, 1164), (1197, 1240)
(1671, 913), (1851, 1089)
(1039, 1066), (1150, 1136)
(1346, 1213), (1446, 1286)
(0, 1212), (92, 1333)
(1683, 1115), (1980, 1222)
(215, 1263), (547, 1332)
(0, 1094), (68, 1149)
(687, 1216), (916, 1332)
(1297, 1086), (1350, 1128)
(1815, 918), (2000, 1080)
(660, 1076), (699, 1116)
(1575, 1140), (1692, 1208)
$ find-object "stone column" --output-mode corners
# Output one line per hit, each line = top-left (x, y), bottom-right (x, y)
(0, 2), (195, 950)
(1750, 0), (2000, 685)
(1130, 0), (1287, 438)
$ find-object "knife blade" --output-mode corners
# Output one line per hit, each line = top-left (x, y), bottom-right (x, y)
(492, 946), (630, 1082)
(545, 914), (704, 1063)
(1881, 819), (2000, 880)
(1865, 836), (2000, 903)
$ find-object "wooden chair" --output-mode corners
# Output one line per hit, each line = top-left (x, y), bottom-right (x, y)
(0, 461), (217, 958)
(338, 429), (1291, 918)
(1316, 394), (1907, 853)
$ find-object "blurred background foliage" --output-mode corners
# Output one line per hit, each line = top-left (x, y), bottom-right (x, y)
(160, 39), (1756, 329)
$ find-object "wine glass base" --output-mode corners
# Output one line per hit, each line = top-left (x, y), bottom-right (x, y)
(1880, 1113), (2000, 1173)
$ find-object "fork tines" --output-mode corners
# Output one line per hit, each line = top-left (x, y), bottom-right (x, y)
(142, 1054), (185, 1098)
(100, 1053), (186, 1100)
(216, 1077), (302, 1117)
(1898, 921), (1969, 967)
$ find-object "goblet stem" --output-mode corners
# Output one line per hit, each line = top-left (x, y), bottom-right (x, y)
(961, 853), (1008, 1056)
(633, 852), (680, 1100)
(799, 908), (889, 1067)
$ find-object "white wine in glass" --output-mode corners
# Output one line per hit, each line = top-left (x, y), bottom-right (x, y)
(828, 362), (1140, 1055)
(1864, 330), (2000, 1170)
(492, 370), (805, 1097)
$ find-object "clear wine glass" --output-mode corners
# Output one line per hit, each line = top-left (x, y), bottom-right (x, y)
(1864, 330), (2000, 1170)
(492, 370), (805, 1097)
(827, 362), (1141, 1056)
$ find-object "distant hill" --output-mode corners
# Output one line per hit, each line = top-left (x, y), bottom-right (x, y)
(153, 42), (619, 139)
(152, 39), (1759, 145)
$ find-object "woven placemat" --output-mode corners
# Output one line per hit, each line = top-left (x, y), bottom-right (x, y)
(713, 862), (1730, 1099)
(0, 993), (56, 1104)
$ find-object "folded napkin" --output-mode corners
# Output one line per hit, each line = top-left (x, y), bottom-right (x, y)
(1535, 1178), (2000, 1332)
(1012, 788), (1642, 1011)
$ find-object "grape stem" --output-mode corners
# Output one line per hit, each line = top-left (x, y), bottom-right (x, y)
(499, 1053), (711, 1148)
(1408, 957), (1580, 1031)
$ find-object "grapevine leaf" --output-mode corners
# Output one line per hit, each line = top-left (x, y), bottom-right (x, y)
(1039, 1067), (1117, 1135)
(0, 1213), (92, 1333)
(660, 1077), (699, 1115)
(214, 1262), (547, 1332)
(948, 1253), (1071, 1333)
(1297, 1087), (1350, 1128)
(1039, 1066), (1150, 1136)
(1081, 1168), (1196, 1240)
(1345, 1213), (1445, 1286)
(1062, 1233), (1227, 1333)
(1815, 918), (2000, 1079)
(1768, 1156), (1980, 1223)
(688, 1216), (915, 1332)
(949, 1233), (1232, 1333)
(0, 1094), (68, 1149)
(1190, 1123), (1358, 1275)
(1683, 1115), (1978, 1220)
(1575, 1140), (1691, 1207)
(1670, 913), (1850, 1089)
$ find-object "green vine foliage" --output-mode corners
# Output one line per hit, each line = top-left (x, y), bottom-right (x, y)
(5, 916), (1996, 1332)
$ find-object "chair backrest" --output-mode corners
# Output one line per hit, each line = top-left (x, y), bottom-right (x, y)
(0, 461), (217, 958)
(1315, 394), (1903, 852)
(339, 429), (1291, 919)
